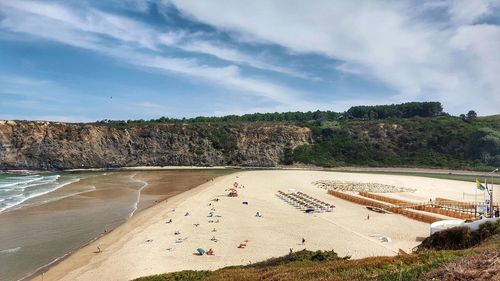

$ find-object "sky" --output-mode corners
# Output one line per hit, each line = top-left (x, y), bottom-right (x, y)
(0, 0), (499, 122)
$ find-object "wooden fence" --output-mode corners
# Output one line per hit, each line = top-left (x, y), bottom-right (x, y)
(359, 192), (475, 220)
(328, 190), (442, 224)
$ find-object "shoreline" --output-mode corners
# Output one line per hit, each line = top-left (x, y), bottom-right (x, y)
(3, 165), (499, 178)
(0, 170), (225, 281)
(29, 171), (229, 281)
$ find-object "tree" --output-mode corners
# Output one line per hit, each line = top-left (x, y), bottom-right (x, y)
(466, 110), (477, 121)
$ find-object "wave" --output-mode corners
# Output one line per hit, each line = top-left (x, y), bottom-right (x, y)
(0, 175), (60, 191)
(0, 177), (79, 213)
(0, 246), (22, 254)
(0, 176), (46, 188)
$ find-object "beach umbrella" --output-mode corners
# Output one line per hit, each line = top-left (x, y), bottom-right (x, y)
(197, 248), (206, 255)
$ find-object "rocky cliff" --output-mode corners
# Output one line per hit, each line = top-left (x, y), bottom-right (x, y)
(0, 121), (311, 170)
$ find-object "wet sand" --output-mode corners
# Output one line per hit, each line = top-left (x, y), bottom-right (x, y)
(0, 170), (225, 281)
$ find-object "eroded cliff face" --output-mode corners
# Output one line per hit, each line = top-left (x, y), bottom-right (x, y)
(0, 121), (311, 170)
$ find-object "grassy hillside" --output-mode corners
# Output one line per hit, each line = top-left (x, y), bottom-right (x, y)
(134, 222), (500, 281)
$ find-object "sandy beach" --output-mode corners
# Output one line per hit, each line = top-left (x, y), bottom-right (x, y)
(32, 170), (495, 281)
(0, 170), (225, 281)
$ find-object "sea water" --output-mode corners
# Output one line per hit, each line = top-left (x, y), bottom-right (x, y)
(0, 170), (216, 281)
(0, 172), (141, 281)
(0, 173), (79, 213)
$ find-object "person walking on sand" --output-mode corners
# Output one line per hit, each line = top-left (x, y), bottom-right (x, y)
(367, 214), (370, 220)
(302, 238), (305, 245)
(96, 245), (102, 253)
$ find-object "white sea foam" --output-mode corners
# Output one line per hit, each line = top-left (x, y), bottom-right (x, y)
(0, 174), (79, 213)
(128, 174), (149, 217)
(0, 246), (22, 254)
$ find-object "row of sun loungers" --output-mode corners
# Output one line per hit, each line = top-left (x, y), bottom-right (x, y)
(276, 190), (335, 212)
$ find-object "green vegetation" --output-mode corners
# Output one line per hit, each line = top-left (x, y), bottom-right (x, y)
(292, 116), (500, 170)
(133, 271), (211, 281)
(95, 101), (442, 125)
(417, 220), (500, 251)
(346, 101), (443, 120)
(207, 127), (237, 153)
(245, 249), (343, 268)
(132, 236), (500, 281)
(336, 171), (483, 183)
(93, 102), (499, 170)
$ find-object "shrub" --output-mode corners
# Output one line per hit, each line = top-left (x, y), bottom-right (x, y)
(418, 220), (500, 252)
(246, 249), (343, 268)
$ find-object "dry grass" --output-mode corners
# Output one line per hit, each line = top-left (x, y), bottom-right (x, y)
(133, 249), (479, 281)
(420, 250), (499, 281)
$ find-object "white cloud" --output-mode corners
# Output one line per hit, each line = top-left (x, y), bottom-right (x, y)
(0, 0), (311, 108)
(167, 0), (500, 114)
(178, 40), (316, 80)
(447, 0), (498, 24)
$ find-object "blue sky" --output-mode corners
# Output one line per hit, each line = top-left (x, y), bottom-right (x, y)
(0, 0), (499, 122)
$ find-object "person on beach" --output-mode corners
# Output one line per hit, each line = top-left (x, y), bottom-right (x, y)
(367, 214), (370, 220)
(96, 245), (102, 253)
(289, 248), (293, 254)
(302, 238), (305, 245)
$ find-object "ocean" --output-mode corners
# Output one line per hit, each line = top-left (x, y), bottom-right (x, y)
(0, 172), (143, 281)
(0, 173), (80, 213)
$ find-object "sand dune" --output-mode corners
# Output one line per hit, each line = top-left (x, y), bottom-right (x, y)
(36, 170), (490, 281)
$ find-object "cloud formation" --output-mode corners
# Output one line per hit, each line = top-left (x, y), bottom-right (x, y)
(0, 0), (499, 120)
(168, 0), (500, 114)
(0, 0), (312, 109)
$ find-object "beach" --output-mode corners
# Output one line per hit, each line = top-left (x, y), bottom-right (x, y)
(0, 170), (225, 281)
(32, 169), (494, 281)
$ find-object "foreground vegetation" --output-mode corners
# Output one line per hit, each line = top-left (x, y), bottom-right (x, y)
(134, 234), (499, 281)
(416, 219), (500, 251)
